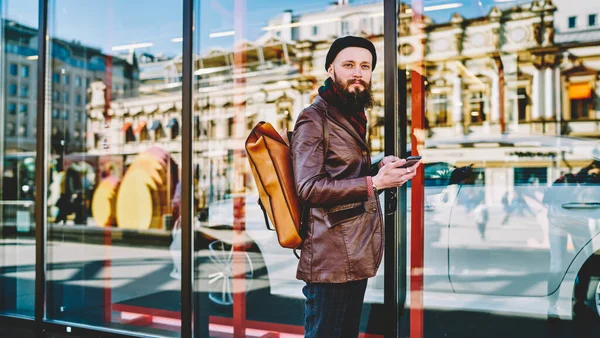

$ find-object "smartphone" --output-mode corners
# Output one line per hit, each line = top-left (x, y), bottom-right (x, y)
(398, 155), (422, 168)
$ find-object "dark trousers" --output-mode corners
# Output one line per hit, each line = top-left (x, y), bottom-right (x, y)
(302, 279), (368, 338)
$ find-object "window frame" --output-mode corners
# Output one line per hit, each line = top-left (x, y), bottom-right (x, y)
(569, 15), (577, 28)
(589, 14), (598, 27)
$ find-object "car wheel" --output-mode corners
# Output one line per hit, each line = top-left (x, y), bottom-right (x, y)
(573, 268), (600, 336)
(203, 240), (264, 306)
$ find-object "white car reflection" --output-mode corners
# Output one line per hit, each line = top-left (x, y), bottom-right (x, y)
(176, 134), (600, 325)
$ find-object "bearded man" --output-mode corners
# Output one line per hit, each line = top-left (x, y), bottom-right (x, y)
(291, 36), (420, 337)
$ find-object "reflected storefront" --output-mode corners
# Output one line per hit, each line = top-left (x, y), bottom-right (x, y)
(1, 0), (600, 337)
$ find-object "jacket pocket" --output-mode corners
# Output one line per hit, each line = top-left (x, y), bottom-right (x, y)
(324, 202), (365, 228)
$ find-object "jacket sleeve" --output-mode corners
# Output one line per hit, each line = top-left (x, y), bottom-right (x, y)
(291, 109), (369, 208)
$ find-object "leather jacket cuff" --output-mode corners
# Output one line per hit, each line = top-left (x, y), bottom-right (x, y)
(365, 176), (375, 199)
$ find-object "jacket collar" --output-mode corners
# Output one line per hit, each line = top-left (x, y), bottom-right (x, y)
(313, 95), (369, 151)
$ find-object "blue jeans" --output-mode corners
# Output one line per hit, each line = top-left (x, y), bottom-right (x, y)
(302, 279), (368, 338)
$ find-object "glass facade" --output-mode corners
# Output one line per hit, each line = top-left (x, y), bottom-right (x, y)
(189, 0), (387, 336)
(400, 0), (600, 337)
(0, 0), (599, 337)
(0, 0), (39, 319)
(45, 1), (182, 336)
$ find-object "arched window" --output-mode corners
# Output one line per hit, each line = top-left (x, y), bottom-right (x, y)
(150, 120), (165, 140)
(135, 121), (149, 141)
(122, 122), (135, 143)
(167, 118), (179, 139)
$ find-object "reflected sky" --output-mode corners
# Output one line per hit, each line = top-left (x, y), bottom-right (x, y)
(6, 0), (534, 57)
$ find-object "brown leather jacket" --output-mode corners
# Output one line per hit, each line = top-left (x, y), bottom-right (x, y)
(291, 95), (384, 284)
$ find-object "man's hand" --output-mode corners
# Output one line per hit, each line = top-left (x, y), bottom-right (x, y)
(378, 155), (401, 168)
(372, 158), (420, 190)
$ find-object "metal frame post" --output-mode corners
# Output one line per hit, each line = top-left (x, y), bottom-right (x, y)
(181, 0), (195, 336)
(35, 0), (49, 335)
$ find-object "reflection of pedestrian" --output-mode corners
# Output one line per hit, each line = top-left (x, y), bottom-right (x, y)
(501, 192), (512, 225)
(169, 180), (182, 279)
(171, 181), (181, 222)
(512, 190), (533, 217)
(528, 174), (540, 186)
(72, 191), (85, 224)
(460, 186), (488, 239)
(169, 217), (181, 280)
(54, 193), (71, 224)
(474, 203), (488, 240)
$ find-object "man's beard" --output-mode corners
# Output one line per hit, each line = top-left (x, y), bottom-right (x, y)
(332, 73), (374, 111)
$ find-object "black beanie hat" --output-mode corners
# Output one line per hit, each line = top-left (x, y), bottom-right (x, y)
(325, 36), (377, 71)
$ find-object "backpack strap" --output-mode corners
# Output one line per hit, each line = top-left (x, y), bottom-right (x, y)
(257, 199), (274, 231)
(294, 111), (329, 259)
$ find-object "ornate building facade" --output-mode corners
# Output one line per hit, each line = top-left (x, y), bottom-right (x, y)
(395, 0), (599, 139)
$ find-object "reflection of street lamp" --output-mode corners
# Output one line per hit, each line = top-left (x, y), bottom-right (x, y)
(276, 94), (294, 131)
(282, 109), (291, 128)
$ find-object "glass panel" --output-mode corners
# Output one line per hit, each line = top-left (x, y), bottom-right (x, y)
(46, 1), (182, 335)
(0, 0), (39, 318)
(192, 0), (386, 336)
(401, 0), (600, 336)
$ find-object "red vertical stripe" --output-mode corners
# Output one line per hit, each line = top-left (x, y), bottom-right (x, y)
(103, 55), (113, 324)
(410, 0), (425, 337)
(410, 70), (426, 338)
(232, 195), (247, 338)
(104, 56), (113, 120)
(232, 1), (247, 336)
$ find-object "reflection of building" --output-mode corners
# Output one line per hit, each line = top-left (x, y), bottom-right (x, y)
(2, 20), (39, 152)
(264, 0), (599, 140)
(1, 20), (140, 154)
(85, 39), (308, 209)
(395, 0), (600, 139)
(50, 42), (139, 154)
(84, 0), (600, 212)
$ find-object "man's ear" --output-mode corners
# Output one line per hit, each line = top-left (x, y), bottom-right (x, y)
(327, 65), (334, 79)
